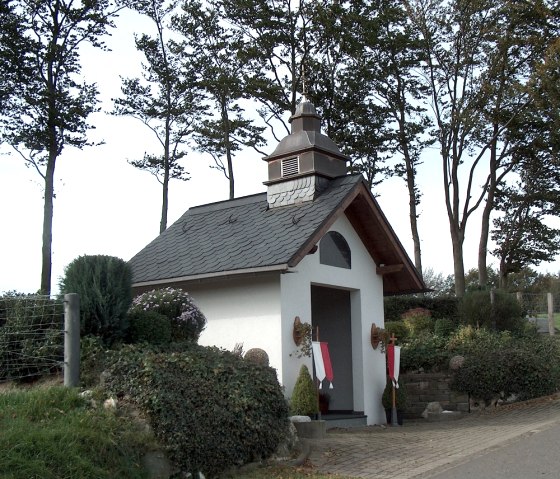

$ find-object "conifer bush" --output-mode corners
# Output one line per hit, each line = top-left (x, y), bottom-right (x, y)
(290, 364), (319, 416)
(59, 255), (132, 344)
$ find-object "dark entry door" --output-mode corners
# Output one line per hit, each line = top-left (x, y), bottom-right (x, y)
(311, 285), (353, 411)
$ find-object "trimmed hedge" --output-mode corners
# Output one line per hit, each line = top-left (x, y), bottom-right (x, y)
(451, 336), (560, 401)
(103, 343), (289, 477)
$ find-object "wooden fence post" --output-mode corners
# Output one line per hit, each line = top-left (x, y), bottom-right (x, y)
(548, 293), (555, 336)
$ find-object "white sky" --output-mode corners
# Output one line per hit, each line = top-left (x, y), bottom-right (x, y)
(1, 9), (558, 295)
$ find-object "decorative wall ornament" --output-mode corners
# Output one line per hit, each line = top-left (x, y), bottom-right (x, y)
(371, 322), (382, 349)
(292, 316), (312, 358)
(371, 323), (389, 352)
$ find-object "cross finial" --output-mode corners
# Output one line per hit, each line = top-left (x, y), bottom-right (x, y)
(301, 63), (309, 102)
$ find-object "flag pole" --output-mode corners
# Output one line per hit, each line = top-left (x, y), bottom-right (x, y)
(315, 326), (321, 419)
(390, 333), (399, 427)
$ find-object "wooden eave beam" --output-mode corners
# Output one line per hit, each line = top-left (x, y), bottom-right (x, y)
(376, 264), (404, 275)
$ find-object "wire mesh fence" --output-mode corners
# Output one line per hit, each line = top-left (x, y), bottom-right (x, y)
(0, 294), (65, 383)
(515, 292), (558, 317)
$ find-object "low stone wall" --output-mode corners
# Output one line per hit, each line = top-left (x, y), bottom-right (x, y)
(401, 372), (469, 419)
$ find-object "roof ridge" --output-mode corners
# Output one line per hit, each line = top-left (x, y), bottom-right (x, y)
(188, 191), (267, 216)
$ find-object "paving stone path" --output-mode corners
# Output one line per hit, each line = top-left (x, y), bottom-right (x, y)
(307, 395), (560, 478)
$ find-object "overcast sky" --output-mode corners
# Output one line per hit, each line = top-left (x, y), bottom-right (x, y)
(1, 9), (558, 296)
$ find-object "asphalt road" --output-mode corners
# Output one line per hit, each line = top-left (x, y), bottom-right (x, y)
(426, 422), (560, 479)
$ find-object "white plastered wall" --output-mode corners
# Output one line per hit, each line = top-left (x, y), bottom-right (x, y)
(188, 274), (284, 381)
(280, 213), (386, 425)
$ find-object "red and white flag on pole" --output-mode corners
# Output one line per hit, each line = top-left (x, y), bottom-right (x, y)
(387, 344), (401, 388)
(312, 341), (334, 389)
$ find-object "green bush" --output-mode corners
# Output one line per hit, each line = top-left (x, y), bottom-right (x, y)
(127, 310), (172, 346)
(451, 334), (560, 401)
(459, 290), (523, 332)
(59, 255), (132, 344)
(80, 335), (108, 388)
(103, 343), (289, 478)
(400, 334), (450, 372)
(0, 293), (63, 381)
(128, 288), (206, 342)
(434, 318), (456, 337)
(447, 325), (512, 356)
(384, 296), (460, 322)
(402, 308), (434, 337)
(381, 376), (407, 410)
(384, 321), (408, 342)
(290, 365), (319, 416)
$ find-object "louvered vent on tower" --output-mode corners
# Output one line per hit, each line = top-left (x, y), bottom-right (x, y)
(281, 157), (299, 177)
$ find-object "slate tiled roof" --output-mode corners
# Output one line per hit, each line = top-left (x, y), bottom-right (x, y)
(129, 174), (364, 285)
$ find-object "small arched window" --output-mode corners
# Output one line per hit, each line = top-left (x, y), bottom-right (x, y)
(320, 231), (351, 269)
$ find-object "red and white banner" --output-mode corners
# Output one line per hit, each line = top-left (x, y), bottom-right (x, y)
(312, 341), (334, 389)
(387, 344), (401, 388)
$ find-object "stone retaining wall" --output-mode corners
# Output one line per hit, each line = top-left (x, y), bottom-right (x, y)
(401, 372), (469, 419)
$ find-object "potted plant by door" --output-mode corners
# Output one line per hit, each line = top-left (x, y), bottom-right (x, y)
(382, 376), (407, 425)
(290, 365), (325, 439)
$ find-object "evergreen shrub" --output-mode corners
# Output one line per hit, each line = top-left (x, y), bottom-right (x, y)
(103, 343), (289, 477)
(59, 255), (132, 344)
(381, 376), (407, 410)
(128, 288), (206, 342)
(127, 310), (171, 345)
(290, 364), (319, 416)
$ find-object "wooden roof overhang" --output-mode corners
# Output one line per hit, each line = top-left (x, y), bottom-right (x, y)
(288, 179), (426, 296)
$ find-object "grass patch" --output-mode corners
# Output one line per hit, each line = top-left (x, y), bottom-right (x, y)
(0, 386), (150, 479)
(231, 464), (352, 478)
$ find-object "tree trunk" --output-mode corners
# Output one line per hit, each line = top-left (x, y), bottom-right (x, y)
(498, 258), (508, 290)
(221, 99), (234, 200)
(478, 119), (500, 288)
(160, 119), (171, 234)
(451, 229), (466, 297)
(41, 157), (55, 296)
(398, 110), (423, 278)
(160, 164), (169, 233)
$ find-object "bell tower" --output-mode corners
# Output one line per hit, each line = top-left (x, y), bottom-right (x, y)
(263, 101), (349, 208)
